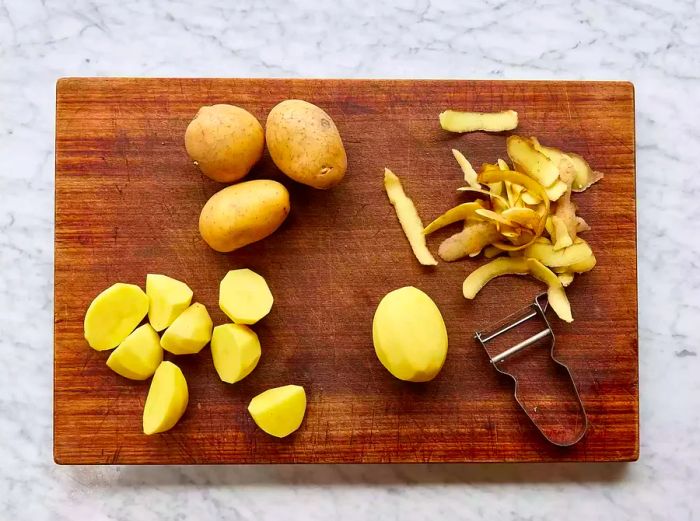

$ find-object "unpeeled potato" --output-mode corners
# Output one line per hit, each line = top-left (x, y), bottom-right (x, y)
(266, 99), (347, 189)
(185, 104), (264, 183)
(199, 180), (290, 253)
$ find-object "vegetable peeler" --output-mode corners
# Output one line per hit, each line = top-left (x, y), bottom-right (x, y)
(474, 293), (588, 447)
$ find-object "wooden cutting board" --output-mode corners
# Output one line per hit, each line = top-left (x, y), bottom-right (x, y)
(54, 78), (637, 464)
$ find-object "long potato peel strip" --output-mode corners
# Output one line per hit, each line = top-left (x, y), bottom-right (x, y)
(524, 239), (592, 268)
(424, 201), (484, 235)
(462, 257), (573, 322)
(383, 168), (437, 266)
(457, 186), (510, 207)
(479, 170), (550, 251)
(452, 149), (480, 188)
(440, 110), (518, 133)
(526, 259), (573, 322)
(463, 257), (530, 299)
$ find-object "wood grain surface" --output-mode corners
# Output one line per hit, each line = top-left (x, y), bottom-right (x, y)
(54, 78), (637, 464)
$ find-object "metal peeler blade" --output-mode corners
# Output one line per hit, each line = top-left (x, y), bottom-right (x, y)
(474, 293), (588, 447)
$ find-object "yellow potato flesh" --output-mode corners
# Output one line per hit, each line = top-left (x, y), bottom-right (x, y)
(439, 110), (518, 132)
(506, 136), (560, 187)
(160, 303), (213, 355)
(106, 324), (163, 380)
(248, 385), (306, 438)
(521, 191), (542, 205)
(423, 201), (484, 235)
(384, 168), (437, 266)
(84, 283), (149, 351)
(146, 274), (193, 332)
(219, 269), (273, 325)
(451, 149), (479, 187)
(372, 286), (448, 382)
(211, 324), (261, 384)
(524, 239), (593, 268)
(143, 361), (188, 435)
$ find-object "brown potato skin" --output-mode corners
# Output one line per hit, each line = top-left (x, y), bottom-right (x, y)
(265, 99), (347, 190)
(199, 180), (290, 253)
(185, 104), (264, 183)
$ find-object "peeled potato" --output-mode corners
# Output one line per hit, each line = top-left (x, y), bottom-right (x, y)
(184, 104), (264, 183)
(106, 324), (163, 380)
(146, 274), (193, 332)
(372, 286), (448, 382)
(160, 303), (213, 355)
(248, 385), (307, 438)
(143, 361), (189, 435)
(219, 269), (273, 325)
(84, 283), (149, 351)
(211, 324), (261, 384)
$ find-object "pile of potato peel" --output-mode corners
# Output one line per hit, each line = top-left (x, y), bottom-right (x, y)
(386, 133), (603, 323)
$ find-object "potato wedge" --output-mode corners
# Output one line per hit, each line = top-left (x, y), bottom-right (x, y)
(439, 221), (500, 262)
(384, 168), (437, 266)
(143, 361), (188, 435)
(160, 303), (213, 355)
(424, 201), (484, 235)
(439, 110), (518, 133)
(211, 324), (261, 384)
(248, 385), (306, 438)
(84, 283), (149, 351)
(106, 324), (163, 380)
(452, 149), (479, 188)
(219, 269), (273, 325)
(146, 274), (193, 332)
(506, 136), (559, 187)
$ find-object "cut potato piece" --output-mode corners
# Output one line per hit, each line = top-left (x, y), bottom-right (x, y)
(439, 221), (500, 262)
(452, 149), (479, 188)
(439, 110), (518, 133)
(424, 201), (484, 235)
(551, 215), (573, 250)
(524, 239), (593, 268)
(84, 283), (149, 351)
(506, 136), (559, 187)
(143, 361), (188, 435)
(384, 168), (437, 266)
(146, 274), (193, 332)
(211, 324), (261, 384)
(463, 257), (530, 299)
(248, 385), (307, 438)
(372, 286), (448, 382)
(106, 324), (163, 380)
(219, 268), (274, 325)
(160, 303), (213, 355)
(526, 259), (573, 322)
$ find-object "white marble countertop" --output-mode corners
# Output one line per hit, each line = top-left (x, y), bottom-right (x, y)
(1, 0), (699, 519)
